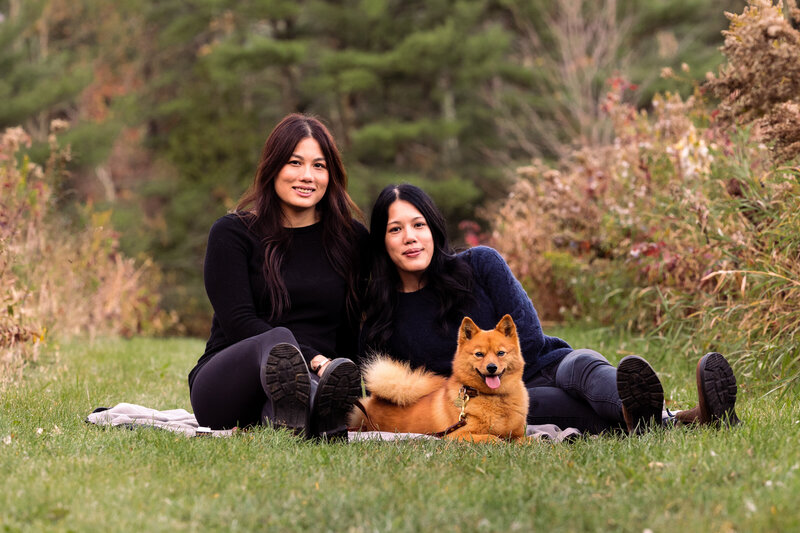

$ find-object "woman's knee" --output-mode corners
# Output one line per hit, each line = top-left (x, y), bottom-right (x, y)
(250, 327), (297, 347)
(267, 326), (292, 337)
(555, 349), (612, 385)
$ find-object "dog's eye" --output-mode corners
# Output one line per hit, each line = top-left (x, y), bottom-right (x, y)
(474, 352), (484, 358)
(497, 351), (506, 357)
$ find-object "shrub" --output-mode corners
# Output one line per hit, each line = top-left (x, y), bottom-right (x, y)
(0, 123), (174, 383)
(488, 80), (720, 326)
(488, 0), (800, 385)
(706, 0), (800, 162)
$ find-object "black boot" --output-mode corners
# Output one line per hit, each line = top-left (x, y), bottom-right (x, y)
(310, 358), (361, 442)
(616, 355), (664, 434)
(260, 343), (311, 436)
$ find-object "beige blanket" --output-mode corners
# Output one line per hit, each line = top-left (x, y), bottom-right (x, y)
(86, 403), (582, 442)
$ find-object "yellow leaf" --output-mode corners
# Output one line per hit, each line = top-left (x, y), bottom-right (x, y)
(91, 210), (113, 228)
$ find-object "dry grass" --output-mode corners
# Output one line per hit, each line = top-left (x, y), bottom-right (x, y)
(706, 0), (800, 162)
(0, 123), (173, 384)
(485, 0), (633, 162)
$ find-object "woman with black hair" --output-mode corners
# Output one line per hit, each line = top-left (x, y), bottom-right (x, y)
(188, 114), (369, 440)
(360, 184), (739, 434)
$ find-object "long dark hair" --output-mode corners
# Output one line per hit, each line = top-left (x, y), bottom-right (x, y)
(362, 184), (474, 351)
(236, 113), (363, 320)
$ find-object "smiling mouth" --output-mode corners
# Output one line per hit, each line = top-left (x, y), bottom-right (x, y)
(293, 186), (315, 195)
(403, 248), (422, 257)
(476, 368), (505, 390)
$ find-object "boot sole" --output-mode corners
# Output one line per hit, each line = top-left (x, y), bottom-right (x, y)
(617, 355), (664, 434)
(697, 352), (740, 426)
(262, 343), (311, 435)
(312, 359), (361, 441)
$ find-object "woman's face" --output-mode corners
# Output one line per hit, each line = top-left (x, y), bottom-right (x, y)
(385, 199), (434, 292)
(274, 137), (329, 227)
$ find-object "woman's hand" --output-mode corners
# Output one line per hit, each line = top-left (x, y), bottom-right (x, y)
(310, 354), (332, 377)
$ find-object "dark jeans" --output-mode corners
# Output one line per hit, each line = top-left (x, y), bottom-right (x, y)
(189, 328), (318, 430)
(526, 349), (625, 434)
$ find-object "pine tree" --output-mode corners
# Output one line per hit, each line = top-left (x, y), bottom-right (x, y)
(301, 0), (511, 220)
(0, 1), (91, 137)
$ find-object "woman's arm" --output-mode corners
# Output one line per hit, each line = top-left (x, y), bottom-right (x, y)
(203, 215), (273, 344)
(465, 247), (570, 364)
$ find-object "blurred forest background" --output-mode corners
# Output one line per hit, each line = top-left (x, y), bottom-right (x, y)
(4, 0), (800, 388)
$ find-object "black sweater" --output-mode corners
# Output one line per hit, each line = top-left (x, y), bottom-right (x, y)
(189, 213), (368, 389)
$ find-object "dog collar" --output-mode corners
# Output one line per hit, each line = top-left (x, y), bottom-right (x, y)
(461, 386), (479, 398)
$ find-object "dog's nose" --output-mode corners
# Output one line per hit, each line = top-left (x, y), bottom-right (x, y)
(486, 363), (498, 374)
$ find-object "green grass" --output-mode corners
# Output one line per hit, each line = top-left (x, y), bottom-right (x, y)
(1, 330), (799, 532)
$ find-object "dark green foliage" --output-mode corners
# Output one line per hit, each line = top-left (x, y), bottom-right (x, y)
(0, 0), (129, 197)
(302, 0), (510, 200)
(0, 2), (88, 126)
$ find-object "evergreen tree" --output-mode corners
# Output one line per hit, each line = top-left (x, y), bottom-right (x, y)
(304, 0), (510, 219)
(0, 0), (131, 210)
(0, 1), (89, 132)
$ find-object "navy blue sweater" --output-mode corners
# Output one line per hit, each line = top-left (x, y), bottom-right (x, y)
(362, 246), (572, 383)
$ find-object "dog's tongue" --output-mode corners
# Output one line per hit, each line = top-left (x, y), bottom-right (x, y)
(485, 376), (501, 389)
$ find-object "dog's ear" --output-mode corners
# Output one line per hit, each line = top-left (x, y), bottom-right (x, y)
(459, 316), (478, 341)
(496, 314), (517, 338)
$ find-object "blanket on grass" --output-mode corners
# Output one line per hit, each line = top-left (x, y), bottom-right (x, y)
(86, 403), (582, 443)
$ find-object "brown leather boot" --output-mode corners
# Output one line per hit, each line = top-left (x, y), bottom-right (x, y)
(617, 355), (664, 434)
(674, 353), (740, 426)
(674, 406), (701, 425)
(696, 352), (740, 426)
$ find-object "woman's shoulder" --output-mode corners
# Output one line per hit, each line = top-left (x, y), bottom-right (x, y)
(345, 218), (368, 239)
(352, 219), (368, 236)
(457, 246), (514, 287)
(458, 245), (506, 268)
(348, 219), (369, 247)
(208, 212), (256, 240)
(212, 212), (249, 228)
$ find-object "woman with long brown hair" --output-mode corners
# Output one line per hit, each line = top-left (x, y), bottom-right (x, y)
(189, 114), (368, 440)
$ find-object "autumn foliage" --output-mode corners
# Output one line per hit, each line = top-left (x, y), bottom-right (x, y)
(0, 123), (173, 382)
(706, 0), (800, 162)
(488, 0), (800, 383)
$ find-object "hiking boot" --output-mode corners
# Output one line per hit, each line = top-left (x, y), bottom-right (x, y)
(310, 358), (361, 442)
(261, 343), (311, 435)
(617, 355), (664, 434)
(695, 352), (740, 427)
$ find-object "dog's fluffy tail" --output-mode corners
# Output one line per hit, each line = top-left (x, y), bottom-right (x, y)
(362, 356), (446, 406)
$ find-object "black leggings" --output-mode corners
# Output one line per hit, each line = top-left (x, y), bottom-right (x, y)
(526, 349), (626, 434)
(189, 328), (318, 430)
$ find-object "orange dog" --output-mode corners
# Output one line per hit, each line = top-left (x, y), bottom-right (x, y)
(349, 315), (529, 442)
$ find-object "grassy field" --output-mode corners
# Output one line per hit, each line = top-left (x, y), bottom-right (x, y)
(1, 328), (798, 532)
